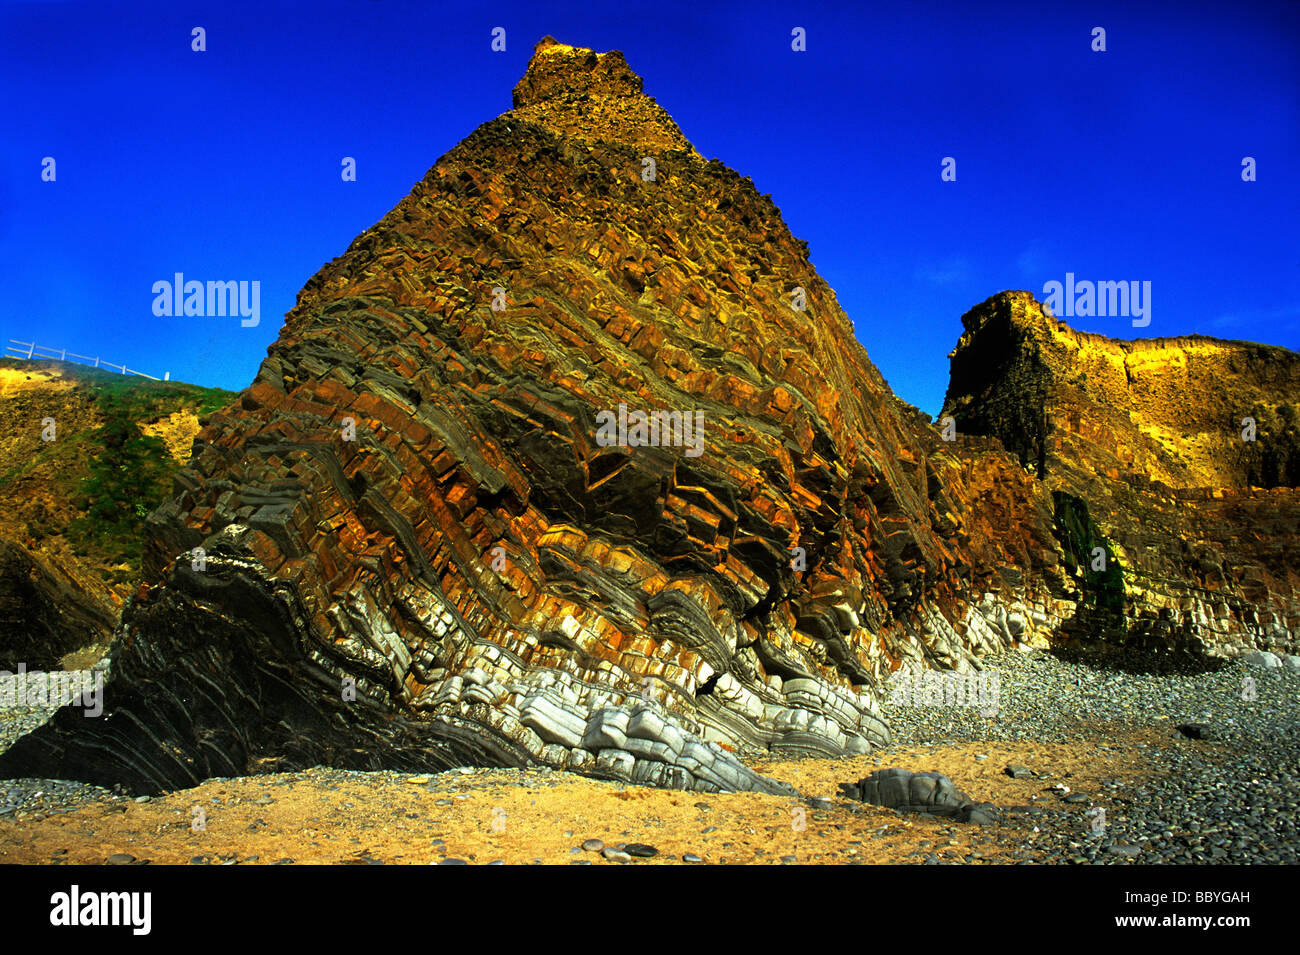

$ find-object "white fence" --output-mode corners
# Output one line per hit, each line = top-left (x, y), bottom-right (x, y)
(5, 340), (169, 381)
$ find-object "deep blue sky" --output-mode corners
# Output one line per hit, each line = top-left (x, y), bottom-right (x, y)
(3, 0), (1297, 415)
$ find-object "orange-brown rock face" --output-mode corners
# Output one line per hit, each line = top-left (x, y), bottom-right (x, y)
(2, 38), (1037, 795)
(944, 291), (1300, 659)
(13, 43), (1286, 797)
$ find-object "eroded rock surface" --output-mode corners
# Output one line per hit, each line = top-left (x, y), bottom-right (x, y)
(0, 38), (1030, 794)
(0, 538), (116, 671)
(943, 291), (1300, 661)
(3, 43), (1294, 796)
(839, 768), (998, 824)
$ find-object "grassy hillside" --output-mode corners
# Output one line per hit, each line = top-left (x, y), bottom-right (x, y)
(0, 358), (234, 632)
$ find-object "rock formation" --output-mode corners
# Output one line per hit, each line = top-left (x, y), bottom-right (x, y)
(0, 538), (116, 671)
(2, 42), (1295, 796)
(943, 291), (1300, 661)
(838, 768), (998, 824)
(0, 38), (1033, 795)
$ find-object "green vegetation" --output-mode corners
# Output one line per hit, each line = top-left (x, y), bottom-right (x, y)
(71, 377), (230, 578)
(68, 410), (173, 574)
(79, 366), (232, 421)
(0, 365), (231, 495)
(1052, 490), (1126, 617)
(14, 363), (235, 581)
(0, 422), (96, 493)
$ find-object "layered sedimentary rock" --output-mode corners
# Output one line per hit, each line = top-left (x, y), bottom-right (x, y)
(0, 538), (116, 671)
(0, 39), (1040, 795)
(6, 42), (1294, 797)
(943, 291), (1300, 659)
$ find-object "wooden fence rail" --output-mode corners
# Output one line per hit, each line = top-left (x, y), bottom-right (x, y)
(5, 340), (169, 381)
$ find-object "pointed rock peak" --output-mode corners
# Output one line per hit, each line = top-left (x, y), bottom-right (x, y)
(509, 37), (692, 152)
(513, 38), (643, 107)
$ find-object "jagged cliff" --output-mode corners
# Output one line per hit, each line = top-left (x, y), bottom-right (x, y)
(3, 43), (1293, 796)
(944, 291), (1300, 660)
(1, 39), (1043, 794)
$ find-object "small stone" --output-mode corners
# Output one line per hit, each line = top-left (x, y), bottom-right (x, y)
(1176, 723), (1215, 740)
(1108, 845), (1141, 858)
(780, 855), (798, 864)
(625, 843), (658, 857)
(107, 853), (135, 865)
(582, 838), (604, 851)
(1063, 793), (1089, 804)
(1241, 650), (1281, 668)
(440, 858), (469, 865)
(407, 776), (431, 784)
(682, 853), (703, 863)
(1005, 765), (1032, 779)
(702, 825), (718, 834)
(602, 848), (632, 863)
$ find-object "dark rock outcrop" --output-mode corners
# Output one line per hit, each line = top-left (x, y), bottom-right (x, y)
(838, 768), (998, 824)
(1176, 722), (1216, 741)
(0, 538), (116, 671)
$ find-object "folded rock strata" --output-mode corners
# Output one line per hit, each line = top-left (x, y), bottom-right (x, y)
(2, 42), (1294, 795)
(0, 38), (1027, 794)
